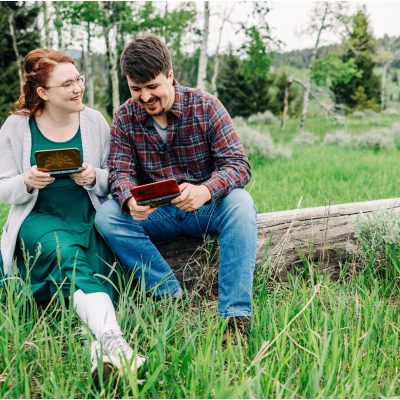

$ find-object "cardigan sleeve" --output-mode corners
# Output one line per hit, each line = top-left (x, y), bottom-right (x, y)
(83, 110), (110, 197)
(0, 116), (37, 205)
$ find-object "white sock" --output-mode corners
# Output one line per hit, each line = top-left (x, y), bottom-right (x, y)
(72, 289), (122, 341)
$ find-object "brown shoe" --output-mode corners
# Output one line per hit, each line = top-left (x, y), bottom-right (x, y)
(221, 316), (250, 346)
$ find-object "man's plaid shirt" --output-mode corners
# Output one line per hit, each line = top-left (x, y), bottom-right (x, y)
(108, 82), (251, 209)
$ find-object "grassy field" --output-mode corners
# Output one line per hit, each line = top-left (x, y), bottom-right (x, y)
(1, 112), (400, 398)
(250, 145), (400, 213)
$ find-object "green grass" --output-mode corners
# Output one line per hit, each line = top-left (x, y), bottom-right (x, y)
(249, 145), (400, 213)
(267, 112), (400, 143)
(2, 112), (400, 398)
(2, 268), (400, 398)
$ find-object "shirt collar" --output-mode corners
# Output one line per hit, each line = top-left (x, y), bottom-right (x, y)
(168, 80), (184, 120)
(133, 79), (184, 123)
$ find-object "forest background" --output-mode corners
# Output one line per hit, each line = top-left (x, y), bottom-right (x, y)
(2, 1), (400, 398)
(2, 1), (400, 125)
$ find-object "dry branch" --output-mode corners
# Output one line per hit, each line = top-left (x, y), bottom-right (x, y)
(156, 198), (400, 288)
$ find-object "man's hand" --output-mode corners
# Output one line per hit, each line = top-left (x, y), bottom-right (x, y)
(126, 197), (157, 221)
(24, 165), (55, 192)
(172, 183), (211, 212)
(70, 162), (96, 187)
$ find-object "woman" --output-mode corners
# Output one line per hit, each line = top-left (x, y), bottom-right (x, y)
(0, 48), (145, 377)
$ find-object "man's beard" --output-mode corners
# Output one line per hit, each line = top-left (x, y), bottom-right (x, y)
(139, 97), (165, 116)
(145, 106), (166, 116)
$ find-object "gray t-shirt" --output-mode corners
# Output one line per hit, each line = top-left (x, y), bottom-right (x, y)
(151, 118), (168, 143)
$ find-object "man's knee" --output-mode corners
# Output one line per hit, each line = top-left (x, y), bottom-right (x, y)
(220, 189), (257, 219)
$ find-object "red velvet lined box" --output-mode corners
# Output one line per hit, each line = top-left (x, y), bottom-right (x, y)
(130, 178), (181, 207)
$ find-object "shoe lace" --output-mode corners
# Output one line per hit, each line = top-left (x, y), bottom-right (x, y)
(102, 330), (133, 359)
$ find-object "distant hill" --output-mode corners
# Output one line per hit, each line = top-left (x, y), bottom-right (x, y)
(272, 35), (400, 69)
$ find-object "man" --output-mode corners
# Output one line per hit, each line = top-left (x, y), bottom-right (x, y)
(95, 34), (257, 336)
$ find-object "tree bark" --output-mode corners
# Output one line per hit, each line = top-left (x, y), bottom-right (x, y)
(101, 3), (120, 113)
(210, 5), (233, 95)
(42, 1), (51, 48)
(7, 9), (23, 93)
(280, 77), (292, 131)
(299, 3), (329, 131)
(102, 25), (120, 112)
(380, 54), (400, 109)
(292, 77), (339, 121)
(85, 21), (95, 108)
(196, 1), (209, 91)
(155, 198), (400, 290)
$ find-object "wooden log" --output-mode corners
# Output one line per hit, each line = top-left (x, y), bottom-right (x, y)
(156, 198), (400, 290)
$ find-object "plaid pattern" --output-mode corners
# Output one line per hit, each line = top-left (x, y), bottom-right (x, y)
(108, 82), (251, 209)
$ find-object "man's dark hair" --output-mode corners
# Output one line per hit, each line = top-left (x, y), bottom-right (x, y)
(121, 34), (172, 83)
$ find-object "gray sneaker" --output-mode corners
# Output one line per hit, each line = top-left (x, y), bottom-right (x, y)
(94, 331), (146, 377)
(91, 340), (114, 380)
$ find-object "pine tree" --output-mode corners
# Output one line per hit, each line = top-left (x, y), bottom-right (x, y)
(241, 26), (270, 116)
(331, 10), (381, 112)
(217, 54), (251, 118)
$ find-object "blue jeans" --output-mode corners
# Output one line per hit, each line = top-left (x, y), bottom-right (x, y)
(95, 188), (257, 318)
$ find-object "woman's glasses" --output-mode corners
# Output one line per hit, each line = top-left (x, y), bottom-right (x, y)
(45, 73), (85, 93)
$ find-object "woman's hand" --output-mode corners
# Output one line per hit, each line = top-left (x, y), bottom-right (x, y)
(24, 165), (55, 192)
(70, 162), (96, 187)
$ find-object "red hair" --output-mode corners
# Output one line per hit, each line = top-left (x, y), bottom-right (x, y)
(14, 48), (75, 116)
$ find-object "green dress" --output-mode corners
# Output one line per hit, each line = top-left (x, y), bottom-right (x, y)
(17, 118), (116, 302)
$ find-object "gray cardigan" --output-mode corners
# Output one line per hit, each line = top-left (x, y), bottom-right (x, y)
(0, 107), (110, 274)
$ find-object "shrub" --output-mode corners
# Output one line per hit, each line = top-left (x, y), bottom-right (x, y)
(364, 108), (378, 117)
(323, 131), (353, 146)
(247, 110), (278, 125)
(352, 110), (366, 119)
(352, 131), (395, 151)
(324, 126), (398, 151)
(334, 115), (347, 126)
(232, 116), (247, 127)
(236, 123), (291, 159)
(382, 108), (399, 116)
(355, 209), (400, 253)
(292, 131), (318, 146)
(354, 209), (400, 285)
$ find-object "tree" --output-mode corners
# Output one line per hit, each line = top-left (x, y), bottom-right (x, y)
(144, 2), (197, 89)
(225, 2), (273, 117)
(100, 2), (125, 113)
(375, 36), (400, 110)
(6, 5), (23, 92)
(241, 26), (271, 115)
(196, 1), (209, 90)
(217, 53), (250, 118)
(210, 4), (234, 95)
(293, 2), (350, 130)
(39, 1), (52, 48)
(59, 1), (103, 108)
(266, 70), (302, 121)
(113, 2), (197, 106)
(331, 9), (381, 112)
(0, 2), (40, 123)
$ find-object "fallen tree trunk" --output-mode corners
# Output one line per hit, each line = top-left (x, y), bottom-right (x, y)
(156, 198), (400, 290)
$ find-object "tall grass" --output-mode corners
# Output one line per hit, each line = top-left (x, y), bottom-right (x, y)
(2, 266), (400, 398)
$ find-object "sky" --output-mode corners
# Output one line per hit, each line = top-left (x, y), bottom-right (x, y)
(205, 1), (400, 53)
(268, 1), (400, 51)
(80, 1), (400, 55)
